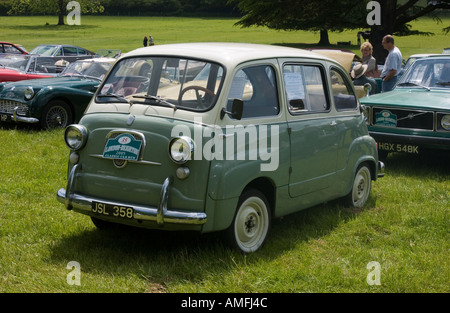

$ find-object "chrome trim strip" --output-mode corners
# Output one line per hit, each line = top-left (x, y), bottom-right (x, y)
(88, 154), (162, 166)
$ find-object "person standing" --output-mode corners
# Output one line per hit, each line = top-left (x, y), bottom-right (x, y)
(380, 35), (402, 92)
(149, 35), (154, 46)
(143, 36), (148, 47)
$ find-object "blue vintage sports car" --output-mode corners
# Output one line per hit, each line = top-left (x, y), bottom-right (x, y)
(0, 57), (115, 129)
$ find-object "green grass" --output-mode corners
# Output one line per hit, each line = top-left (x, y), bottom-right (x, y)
(0, 15), (449, 58)
(0, 16), (449, 293)
(0, 126), (448, 293)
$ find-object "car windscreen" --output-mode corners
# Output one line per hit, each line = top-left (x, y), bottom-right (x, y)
(0, 55), (30, 70)
(29, 45), (58, 56)
(61, 61), (112, 80)
(398, 58), (450, 89)
(94, 56), (224, 112)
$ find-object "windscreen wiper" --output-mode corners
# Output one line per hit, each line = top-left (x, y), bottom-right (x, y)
(97, 93), (131, 103)
(131, 94), (177, 111)
(397, 82), (430, 91)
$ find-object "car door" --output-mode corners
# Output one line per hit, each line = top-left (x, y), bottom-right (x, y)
(283, 62), (338, 197)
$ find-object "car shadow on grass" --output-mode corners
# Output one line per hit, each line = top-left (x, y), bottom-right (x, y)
(47, 192), (375, 291)
(382, 150), (450, 179)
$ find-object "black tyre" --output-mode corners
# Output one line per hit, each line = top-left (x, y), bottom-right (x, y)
(227, 189), (271, 253)
(40, 100), (73, 129)
(345, 163), (372, 208)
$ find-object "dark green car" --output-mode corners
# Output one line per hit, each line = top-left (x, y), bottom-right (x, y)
(0, 58), (115, 129)
(361, 56), (450, 159)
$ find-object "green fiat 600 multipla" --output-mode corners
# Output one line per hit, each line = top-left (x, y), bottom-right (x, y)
(57, 43), (384, 253)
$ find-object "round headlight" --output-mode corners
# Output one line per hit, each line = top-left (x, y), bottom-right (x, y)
(169, 136), (194, 164)
(441, 115), (450, 131)
(24, 87), (34, 100)
(65, 124), (88, 150)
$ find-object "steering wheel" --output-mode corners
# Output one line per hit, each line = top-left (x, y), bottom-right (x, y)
(178, 86), (216, 108)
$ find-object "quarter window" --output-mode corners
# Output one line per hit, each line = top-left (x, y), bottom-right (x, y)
(330, 68), (358, 110)
(283, 64), (329, 113)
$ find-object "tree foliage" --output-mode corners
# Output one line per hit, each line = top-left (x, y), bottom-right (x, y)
(230, 0), (368, 45)
(231, 0), (449, 57)
(8, 0), (104, 24)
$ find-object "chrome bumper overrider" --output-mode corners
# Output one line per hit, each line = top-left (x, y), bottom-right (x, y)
(378, 161), (385, 178)
(56, 164), (207, 225)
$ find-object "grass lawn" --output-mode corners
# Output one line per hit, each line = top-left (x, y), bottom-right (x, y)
(0, 16), (449, 293)
(0, 15), (449, 58)
(0, 126), (448, 293)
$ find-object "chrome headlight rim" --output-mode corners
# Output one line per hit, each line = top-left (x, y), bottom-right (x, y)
(169, 136), (195, 164)
(24, 86), (35, 100)
(441, 114), (450, 131)
(64, 124), (88, 151)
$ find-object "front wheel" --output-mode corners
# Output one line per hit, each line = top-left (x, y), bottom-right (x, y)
(227, 189), (271, 253)
(345, 164), (372, 208)
(40, 100), (73, 129)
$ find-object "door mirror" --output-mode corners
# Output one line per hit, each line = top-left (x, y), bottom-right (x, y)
(220, 99), (244, 120)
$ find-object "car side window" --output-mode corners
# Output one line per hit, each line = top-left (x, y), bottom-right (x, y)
(4, 44), (20, 54)
(283, 64), (329, 113)
(63, 47), (78, 56)
(227, 65), (279, 118)
(330, 68), (358, 110)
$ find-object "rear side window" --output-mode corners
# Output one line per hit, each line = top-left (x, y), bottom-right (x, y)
(283, 64), (329, 113)
(330, 68), (358, 111)
(63, 47), (78, 56)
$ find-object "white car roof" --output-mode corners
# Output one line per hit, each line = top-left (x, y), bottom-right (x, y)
(122, 42), (334, 67)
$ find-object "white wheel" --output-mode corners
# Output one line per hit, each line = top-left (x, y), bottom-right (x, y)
(228, 189), (270, 253)
(347, 164), (372, 208)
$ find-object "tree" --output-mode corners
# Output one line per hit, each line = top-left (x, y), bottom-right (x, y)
(231, 0), (449, 60)
(369, 0), (450, 64)
(230, 0), (368, 46)
(8, 0), (104, 25)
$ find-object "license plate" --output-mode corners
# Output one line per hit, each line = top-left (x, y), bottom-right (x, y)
(92, 201), (134, 219)
(378, 142), (419, 154)
(1, 114), (9, 122)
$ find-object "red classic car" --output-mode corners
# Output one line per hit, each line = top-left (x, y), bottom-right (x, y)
(0, 42), (28, 55)
(0, 54), (59, 82)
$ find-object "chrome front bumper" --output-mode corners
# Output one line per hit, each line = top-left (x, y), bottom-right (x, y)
(56, 164), (207, 226)
(0, 107), (39, 124)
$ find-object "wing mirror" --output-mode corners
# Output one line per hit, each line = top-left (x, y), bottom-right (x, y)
(220, 99), (243, 120)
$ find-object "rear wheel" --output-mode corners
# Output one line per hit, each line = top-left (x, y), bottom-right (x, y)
(40, 100), (73, 129)
(346, 164), (372, 208)
(227, 189), (271, 253)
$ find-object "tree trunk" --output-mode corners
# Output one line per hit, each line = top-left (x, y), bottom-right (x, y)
(370, 0), (397, 65)
(318, 29), (330, 46)
(57, 0), (65, 25)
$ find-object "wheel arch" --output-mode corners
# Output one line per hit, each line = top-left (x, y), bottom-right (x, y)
(242, 177), (276, 218)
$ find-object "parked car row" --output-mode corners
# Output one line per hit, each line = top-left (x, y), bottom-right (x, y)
(0, 57), (116, 129)
(1, 41), (447, 253)
(0, 42), (121, 129)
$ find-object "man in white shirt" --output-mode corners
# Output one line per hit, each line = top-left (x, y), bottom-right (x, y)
(381, 35), (402, 92)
